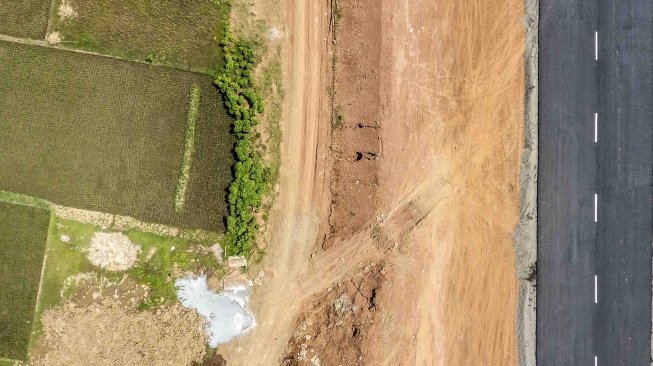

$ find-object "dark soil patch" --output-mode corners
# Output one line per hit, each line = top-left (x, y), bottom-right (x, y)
(327, 0), (382, 245)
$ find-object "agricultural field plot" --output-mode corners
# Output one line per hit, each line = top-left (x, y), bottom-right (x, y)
(48, 0), (229, 73)
(0, 40), (234, 232)
(0, 201), (50, 361)
(0, 0), (51, 39)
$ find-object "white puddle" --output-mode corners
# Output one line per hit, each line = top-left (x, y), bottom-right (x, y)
(175, 275), (255, 347)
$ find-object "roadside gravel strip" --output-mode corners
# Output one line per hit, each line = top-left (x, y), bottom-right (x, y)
(514, 0), (538, 365)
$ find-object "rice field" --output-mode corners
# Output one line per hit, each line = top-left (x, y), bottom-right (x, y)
(0, 202), (50, 361)
(48, 0), (230, 72)
(0, 0), (51, 39)
(0, 40), (234, 232)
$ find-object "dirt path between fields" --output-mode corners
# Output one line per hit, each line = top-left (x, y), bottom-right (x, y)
(222, 0), (525, 364)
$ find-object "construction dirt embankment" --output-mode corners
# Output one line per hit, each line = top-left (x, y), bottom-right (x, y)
(218, 0), (530, 364)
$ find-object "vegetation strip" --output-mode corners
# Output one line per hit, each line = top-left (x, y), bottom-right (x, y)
(215, 25), (269, 256)
(175, 84), (201, 212)
(0, 202), (50, 361)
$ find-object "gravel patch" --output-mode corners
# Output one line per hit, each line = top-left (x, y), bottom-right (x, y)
(514, 0), (539, 365)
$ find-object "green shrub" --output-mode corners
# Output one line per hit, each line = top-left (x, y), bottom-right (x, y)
(215, 25), (269, 256)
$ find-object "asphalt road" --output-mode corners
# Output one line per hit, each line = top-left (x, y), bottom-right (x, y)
(537, 1), (653, 365)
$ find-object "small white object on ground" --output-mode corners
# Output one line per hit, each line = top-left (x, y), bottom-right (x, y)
(60, 235), (70, 243)
(171, 246), (175, 251)
(268, 27), (282, 40)
(86, 232), (141, 271)
(46, 32), (62, 44)
(175, 275), (255, 347)
(227, 256), (247, 268)
(209, 243), (224, 264)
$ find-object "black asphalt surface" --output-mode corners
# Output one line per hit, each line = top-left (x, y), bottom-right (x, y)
(537, 1), (653, 365)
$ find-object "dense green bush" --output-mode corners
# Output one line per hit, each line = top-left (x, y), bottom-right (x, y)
(216, 25), (268, 256)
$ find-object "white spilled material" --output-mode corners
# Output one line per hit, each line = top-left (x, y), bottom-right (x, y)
(175, 275), (255, 347)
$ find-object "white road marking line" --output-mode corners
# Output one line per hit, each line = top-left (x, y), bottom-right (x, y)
(594, 113), (598, 142)
(595, 32), (598, 60)
(595, 355), (597, 366)
(594, 193), (598, 222)
(595, 275), (598, 303)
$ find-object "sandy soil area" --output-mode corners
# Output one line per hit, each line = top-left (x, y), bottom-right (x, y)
(221, 0), (525, 364)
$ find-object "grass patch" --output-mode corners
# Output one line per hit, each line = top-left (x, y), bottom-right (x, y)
(0, 40), (234, 232)
(332, 104), (345, 130)
(0, 0), (50, 39)
(30, 218), (101, 345)
(175, 84), (201, 212)
(29, 216), (227, 348)
(259, 52), (284, 188)
(48, 0), (231, 73)
(215, 24), (270, 256)
(0, 191), (51, 210)
(0, 202), (50, 361)
(126, 231), (225, 310)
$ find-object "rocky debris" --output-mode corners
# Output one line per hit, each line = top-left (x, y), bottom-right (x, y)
(221, 268), (250, 291)
(514, 1), (539, 365)
(209, 243), (224, 264)
(283, 263), (386, 366)
(228, 255), (248, 268)
(86, 232), (141, 271)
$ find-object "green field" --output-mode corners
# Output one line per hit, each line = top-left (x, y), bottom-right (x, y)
(0, 0), (50, 39)
(0, 202), (50, 361)
(49, 0), (229, 73)
(0, 41), (234, 232)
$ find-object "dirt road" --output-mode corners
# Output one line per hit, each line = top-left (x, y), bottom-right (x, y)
(218, 0), (333, 363)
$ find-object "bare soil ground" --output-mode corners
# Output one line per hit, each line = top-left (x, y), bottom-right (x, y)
(219, 0), (525, 364)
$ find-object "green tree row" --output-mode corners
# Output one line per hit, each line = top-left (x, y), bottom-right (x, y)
(215, 25), (268, 256)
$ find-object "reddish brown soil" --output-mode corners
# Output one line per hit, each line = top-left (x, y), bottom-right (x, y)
(282, 263), (386, 365)
(327, 0), (382, 242)
(219, 0), (525, 364)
